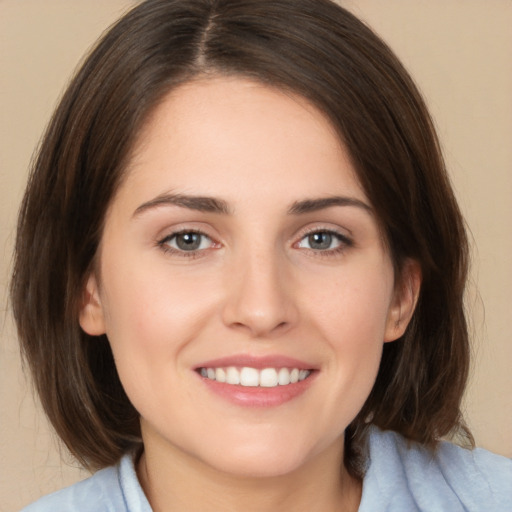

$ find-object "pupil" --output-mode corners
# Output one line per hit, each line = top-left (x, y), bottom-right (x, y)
(176, 233), (201, 251)
(309, 232), (332, 250)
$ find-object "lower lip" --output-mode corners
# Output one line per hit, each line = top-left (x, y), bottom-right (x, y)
(198, 373), (316, 407)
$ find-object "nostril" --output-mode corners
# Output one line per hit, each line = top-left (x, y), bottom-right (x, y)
(221, 270), (299, 336)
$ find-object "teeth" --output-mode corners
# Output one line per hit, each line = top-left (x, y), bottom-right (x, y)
(226, 366), (240, 385)
(240, 367), (259, 387)
(299, 369), (309, 381)
(278, 367), (291, 385)
(260, 368), (278, 387)
(215, 368), (226, 383)
(199, 366), (311, 387)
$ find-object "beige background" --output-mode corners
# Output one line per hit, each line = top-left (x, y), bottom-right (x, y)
(1, 1), (511, 510)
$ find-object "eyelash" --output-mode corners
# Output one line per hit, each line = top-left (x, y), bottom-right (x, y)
(157, 227), (353, 258)
(157, 229), (217, 259)
(294, 227), (353, 256)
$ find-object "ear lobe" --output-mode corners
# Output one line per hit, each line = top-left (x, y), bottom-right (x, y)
(384, 259), (422, 343)
(79, 274), (106, 336)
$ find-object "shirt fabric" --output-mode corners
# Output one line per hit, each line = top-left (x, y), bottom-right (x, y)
(21, 428), (512, 511)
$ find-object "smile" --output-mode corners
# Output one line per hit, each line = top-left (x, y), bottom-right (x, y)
(198, 367), (312, 387)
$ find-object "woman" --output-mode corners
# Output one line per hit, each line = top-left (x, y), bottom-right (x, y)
(11, 0), (511, 510)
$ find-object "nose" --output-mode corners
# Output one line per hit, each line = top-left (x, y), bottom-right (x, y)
(221, 247), (299, 338)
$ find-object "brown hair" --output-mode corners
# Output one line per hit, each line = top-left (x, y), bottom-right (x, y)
(11, 0), (472, 477)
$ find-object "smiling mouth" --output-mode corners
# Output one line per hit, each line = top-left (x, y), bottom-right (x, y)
(198, 367), (312, 388)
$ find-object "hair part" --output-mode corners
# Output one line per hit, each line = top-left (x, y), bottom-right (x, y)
(11, 0), (472, 477)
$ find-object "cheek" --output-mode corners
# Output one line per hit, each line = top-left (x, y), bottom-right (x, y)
(306, 258), (394, 343)
(303, 260), (393, 401)
(98, 251), (230, 408)
(101, 249), (215, 335)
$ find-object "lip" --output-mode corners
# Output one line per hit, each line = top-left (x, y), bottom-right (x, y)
(194, 354), (318, 408)
(195, 354), (317, 371)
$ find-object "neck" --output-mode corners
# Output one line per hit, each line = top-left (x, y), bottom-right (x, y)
(137, 434), (362, 512)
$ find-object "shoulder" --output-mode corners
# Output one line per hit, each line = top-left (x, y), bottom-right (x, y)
(360, 427), (512, 512)
(20, 454), (151, 512)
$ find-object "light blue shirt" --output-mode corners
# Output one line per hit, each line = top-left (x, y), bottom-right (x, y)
(21, 428), (512, 511)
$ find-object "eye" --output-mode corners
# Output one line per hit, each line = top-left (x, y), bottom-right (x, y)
(296, 230), (350, 251)
(160, 231), (214, 252)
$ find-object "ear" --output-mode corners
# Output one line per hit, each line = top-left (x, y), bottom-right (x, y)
(79, 273), (106, 336)
(384, 259), (422, 343)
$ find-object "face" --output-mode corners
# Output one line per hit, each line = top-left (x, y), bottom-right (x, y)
(81, 77), (418, 478)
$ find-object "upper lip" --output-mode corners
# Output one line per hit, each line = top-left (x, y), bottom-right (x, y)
(195, 354), (316, 370)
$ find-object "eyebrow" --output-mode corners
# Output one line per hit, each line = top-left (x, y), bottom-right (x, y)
(133, 193), (231, 217)
(287, 196), (372, 215)
(133, 193), (371, 218)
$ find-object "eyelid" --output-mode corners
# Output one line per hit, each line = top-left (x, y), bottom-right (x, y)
(293, 225), (354, 252)
(157, 226), (221, 257)
(295, 224), (352, 241)
(165, 231), (213, 248)
(155, 223), (353, 258)
(155, 221), (220, 244)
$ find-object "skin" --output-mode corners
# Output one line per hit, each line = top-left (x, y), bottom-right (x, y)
(80, 76), (420, 512)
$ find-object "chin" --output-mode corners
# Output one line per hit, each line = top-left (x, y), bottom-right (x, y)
(196, 434), (331, 479)
(208, 453), (308, 479)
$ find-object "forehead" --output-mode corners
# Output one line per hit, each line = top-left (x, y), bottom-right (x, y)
(119, 76), (366, 209)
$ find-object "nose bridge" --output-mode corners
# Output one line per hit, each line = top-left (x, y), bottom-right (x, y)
(222, 240), (297, 337)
